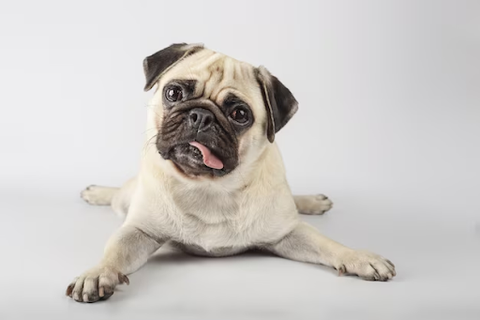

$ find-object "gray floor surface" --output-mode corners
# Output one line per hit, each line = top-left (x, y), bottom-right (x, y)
(1, 187), (479, 320)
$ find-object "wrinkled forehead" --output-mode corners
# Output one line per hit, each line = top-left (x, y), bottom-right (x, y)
(159, 49), (261, 106)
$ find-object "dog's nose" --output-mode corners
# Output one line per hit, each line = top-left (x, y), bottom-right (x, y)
(188, 108), (214, 132)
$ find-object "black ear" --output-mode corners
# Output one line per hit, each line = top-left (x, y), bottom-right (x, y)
(255, 66), (299, 143)
(143, 43), (204, 91)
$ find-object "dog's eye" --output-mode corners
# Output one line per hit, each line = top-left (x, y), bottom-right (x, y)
(165, 86), (183, 102)
(229, 107), (249, 124)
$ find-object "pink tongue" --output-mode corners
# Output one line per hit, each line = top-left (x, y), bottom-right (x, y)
(189, 141), (224, 170)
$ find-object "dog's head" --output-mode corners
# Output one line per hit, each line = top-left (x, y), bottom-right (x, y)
(143, 43), (298, 178)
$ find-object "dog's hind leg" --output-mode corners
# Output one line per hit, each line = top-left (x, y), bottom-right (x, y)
(81, 185), (118, 206)
(293, 194), (333, 215)
(81, 177), (137, 217)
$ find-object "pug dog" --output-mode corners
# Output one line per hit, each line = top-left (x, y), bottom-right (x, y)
(67, 43), (396, 303)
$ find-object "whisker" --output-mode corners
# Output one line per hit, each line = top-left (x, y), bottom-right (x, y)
(142, 133), (158, 155)
(145, 104), (163, 119)
(141, 127), (159, 135)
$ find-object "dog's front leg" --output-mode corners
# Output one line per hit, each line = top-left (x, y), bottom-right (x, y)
(265, 222), (396, 281)
(66, 224), (165, 303)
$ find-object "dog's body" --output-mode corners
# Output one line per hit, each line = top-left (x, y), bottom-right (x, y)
(67, 44), (395, 303)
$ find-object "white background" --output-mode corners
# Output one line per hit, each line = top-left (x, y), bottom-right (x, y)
(1, 1), (479, 319)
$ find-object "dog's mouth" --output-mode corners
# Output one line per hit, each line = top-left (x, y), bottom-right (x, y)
(163, 141), (228, 177)
(188, 141), (223, 169)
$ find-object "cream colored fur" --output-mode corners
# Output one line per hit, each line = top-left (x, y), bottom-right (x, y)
(67, 46), (395, 303)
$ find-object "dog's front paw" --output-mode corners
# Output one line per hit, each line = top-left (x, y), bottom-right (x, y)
(336, 250), (396, 281)
(294, 194), (333, 215)
(66, 266), (129, 303)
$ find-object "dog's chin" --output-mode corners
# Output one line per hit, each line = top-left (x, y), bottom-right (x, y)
(163, 144), (228, 178)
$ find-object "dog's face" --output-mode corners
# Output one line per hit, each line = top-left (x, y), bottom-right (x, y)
(143, 43), (298, 178)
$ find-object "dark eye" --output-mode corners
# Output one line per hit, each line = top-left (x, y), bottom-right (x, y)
(229, 107), (249, 124)
(165, 86), (183, 102)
